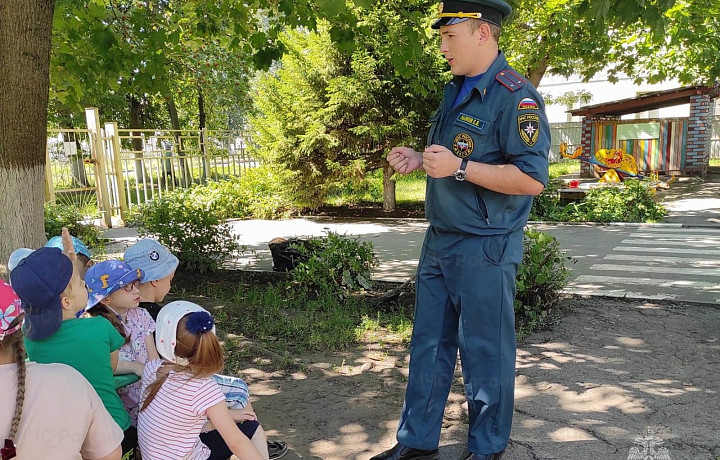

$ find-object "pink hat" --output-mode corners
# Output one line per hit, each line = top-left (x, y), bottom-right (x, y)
(0, 281), (24, 340)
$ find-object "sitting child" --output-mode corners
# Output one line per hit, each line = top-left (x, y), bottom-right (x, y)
(124, 239), (287, 459)
(10, 230), (137, 460)
(0, 281), (123, 460)
(138, 301), (269, 460)
(85, 260), (158, 426)
(45, 234), (95, 277)
(123, 238), (179, 321)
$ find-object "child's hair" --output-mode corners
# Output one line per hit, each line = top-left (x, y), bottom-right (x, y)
(1, 315), (27, 446)
(141, 312), (223, 411)
(88, 304), (130, 345)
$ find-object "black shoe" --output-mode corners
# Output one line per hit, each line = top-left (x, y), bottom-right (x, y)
(370, 443), (439, 460)
(268, 440), (288, 460)
(466, 450), (506, 460)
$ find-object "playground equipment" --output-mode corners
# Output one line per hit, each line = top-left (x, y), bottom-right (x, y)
(559, 143), (676, 189)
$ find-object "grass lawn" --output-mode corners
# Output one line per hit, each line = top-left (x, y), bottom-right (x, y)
(324, 160), (580, 208)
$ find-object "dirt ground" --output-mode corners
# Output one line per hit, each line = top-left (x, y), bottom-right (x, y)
(212, 296), (719, 460)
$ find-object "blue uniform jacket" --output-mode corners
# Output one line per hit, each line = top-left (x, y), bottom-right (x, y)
(425, 52), (550, 236)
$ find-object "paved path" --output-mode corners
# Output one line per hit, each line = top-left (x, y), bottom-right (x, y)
(106, 219), (720, 305)
(535, 224), (720, 305)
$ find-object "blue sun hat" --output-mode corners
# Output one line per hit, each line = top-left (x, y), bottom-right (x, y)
(123, 239), (179, 282)
(8, 248), (34, 273)
(45, 235), (92, 259)
(84, 260), (144, 311)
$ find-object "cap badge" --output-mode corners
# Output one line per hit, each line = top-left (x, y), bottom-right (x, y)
(438, 2), (444, 13)
(149, 251), (160, 261)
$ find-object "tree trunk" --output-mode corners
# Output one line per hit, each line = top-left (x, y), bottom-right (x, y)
(165, 97), (182, 187)
(129, 94), (148, 184)
(198, 87), (209, 182)
(382, 161), (396, 212)
(526, 54), (550, 88)
(0, 0), (56, 273)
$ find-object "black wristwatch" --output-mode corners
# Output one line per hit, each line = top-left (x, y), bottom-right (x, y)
(454, 158), (469, 181)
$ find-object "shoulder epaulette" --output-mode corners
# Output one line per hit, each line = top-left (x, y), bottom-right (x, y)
(495, 69), (526, 92)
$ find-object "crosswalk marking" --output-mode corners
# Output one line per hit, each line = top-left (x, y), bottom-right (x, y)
(618, 238), (720, 247)
(628, 227), (720, 234)
(613, 246), (720, 256)
(604, 253), (720, 266)
(572, 274), (720, 290)
(589, 263), (720, 276)
(628, 233), (720, 241)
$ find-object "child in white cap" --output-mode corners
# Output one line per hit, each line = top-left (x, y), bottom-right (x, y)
(138, 301), (268, 460)
(125, 239), (287, 459)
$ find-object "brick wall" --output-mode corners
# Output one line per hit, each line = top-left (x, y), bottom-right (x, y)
(686, 94), (713, 176)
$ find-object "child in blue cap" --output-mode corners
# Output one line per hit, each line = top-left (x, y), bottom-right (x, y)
(45, 234), (94, 277)
(85, 260), (157, 427)
(11, 230), (137, 460)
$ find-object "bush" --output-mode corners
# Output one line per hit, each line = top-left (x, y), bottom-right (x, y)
(577, 180), (666, 222)
(291, 232), (377, 299)
(530, 181), (562, 221)
(531, 179), (667, 223)
(44, 203), (103, 249)
(515, 229), (571, 334)
(177, 166), (298, 220)
(130, 191), (240, 272)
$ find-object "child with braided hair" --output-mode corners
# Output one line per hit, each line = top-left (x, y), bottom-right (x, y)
(0, 281), (123, 460)
(138, 301), (269, 460)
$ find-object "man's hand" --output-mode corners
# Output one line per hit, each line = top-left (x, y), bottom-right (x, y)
(387, 147), (423, 174)
(422, 145), (462, 178)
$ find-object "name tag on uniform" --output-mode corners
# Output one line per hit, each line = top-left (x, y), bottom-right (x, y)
(456, 113), (486, 131)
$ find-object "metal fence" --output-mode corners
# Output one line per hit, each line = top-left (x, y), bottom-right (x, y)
(46, 108), (257, 227)
(549, 122), (582, 162)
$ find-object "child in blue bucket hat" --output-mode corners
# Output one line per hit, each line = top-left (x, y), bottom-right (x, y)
(85, 260), (154, 426)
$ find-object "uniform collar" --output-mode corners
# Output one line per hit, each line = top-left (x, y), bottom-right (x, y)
(449, 51), (509, 102)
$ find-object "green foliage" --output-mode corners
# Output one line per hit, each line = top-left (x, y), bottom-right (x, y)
(530, 181), (562, 221)
(250, 6), (444, 208)
(548, 160), (581, 179)
(515, 229), (571, 334)
(575, 180), (667, 222)
(181, 166), (297, 220)
(531, 179), (667, 223)
(129, 191), (240, 272)
(291, 232), (377, 299)
(44, 203), (103, 249)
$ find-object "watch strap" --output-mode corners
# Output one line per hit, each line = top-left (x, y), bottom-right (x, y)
(459, 158), (469, 171)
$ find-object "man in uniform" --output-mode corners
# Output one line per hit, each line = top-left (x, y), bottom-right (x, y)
(370, 1), (550, 459)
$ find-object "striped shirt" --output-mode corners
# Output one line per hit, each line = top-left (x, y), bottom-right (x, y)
(138, 359), (225, 460)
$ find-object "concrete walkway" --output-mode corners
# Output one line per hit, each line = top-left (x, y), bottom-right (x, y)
(103, 168), (720, 305)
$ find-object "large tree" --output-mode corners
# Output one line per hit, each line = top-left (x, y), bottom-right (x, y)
(250, 1), (445, 211)
(0, 0), (56, 270)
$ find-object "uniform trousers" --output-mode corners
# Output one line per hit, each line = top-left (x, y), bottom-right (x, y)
(397, 227), (523, 455)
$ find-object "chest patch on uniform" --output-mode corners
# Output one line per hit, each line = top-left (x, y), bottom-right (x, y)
(517, 98), (538, 110)
(518, 113), (540, 147)
(452, 133), (474, 158)
(457, 113), (486, 131)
